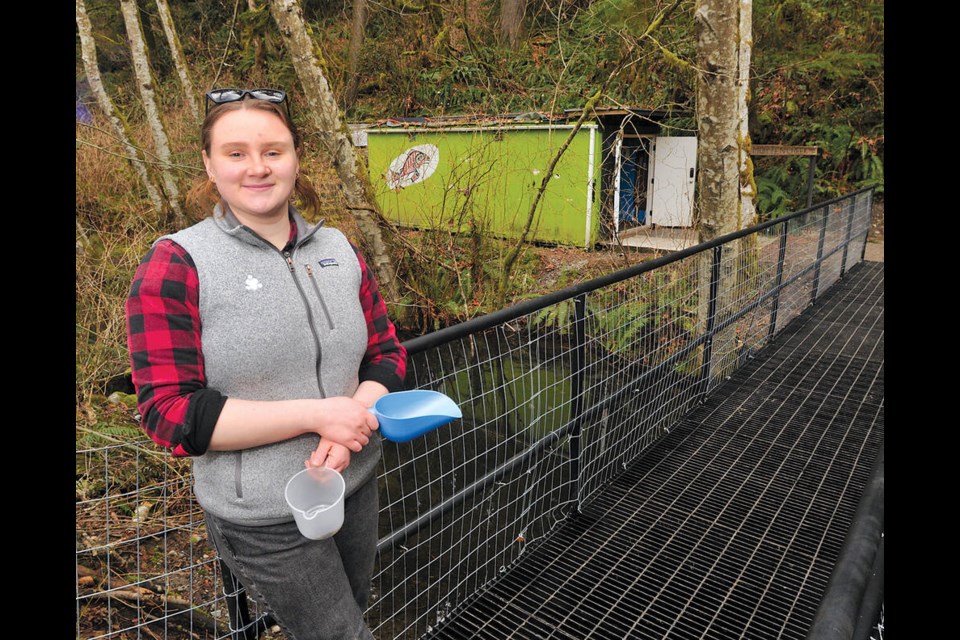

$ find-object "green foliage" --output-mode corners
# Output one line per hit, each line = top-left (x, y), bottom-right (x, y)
(417, 58), (491, 112)
(590, 295), (653, 356)
(236, 6), (275, 73)
(756, 172), (794, 218)
(753, 113), (884, 217)
(751, 0), (884, 200)
(76, 421), (144, 452)
(532, 298), (578, 334)
(531, 266), (698, 369)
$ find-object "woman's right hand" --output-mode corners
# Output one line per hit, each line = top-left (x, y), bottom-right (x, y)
(308, 397), (379, 452)
(306, 437), (351, 472)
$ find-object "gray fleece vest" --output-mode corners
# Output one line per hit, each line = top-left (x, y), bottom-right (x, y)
(163, 207), (381, 525)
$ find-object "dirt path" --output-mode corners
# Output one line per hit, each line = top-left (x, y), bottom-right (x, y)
(864, 240), (883, 262)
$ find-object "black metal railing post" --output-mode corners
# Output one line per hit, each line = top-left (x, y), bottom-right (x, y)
(840, 197), (855, 279)
(220, 559), (275, 639)
(859, 190), (873, 262)
(767, 221), (789, 343)
(571, 294), (587, 509)
(697, 246), (722, 399)
(810, 206), (829, 306)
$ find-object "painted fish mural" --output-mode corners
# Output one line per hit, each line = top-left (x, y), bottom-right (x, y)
(386, 144), (440, 191)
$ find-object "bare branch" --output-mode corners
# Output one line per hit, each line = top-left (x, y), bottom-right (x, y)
(155, 0), (202, 123)
(213, 0), (243, 87)
(498, 0), (685, 301)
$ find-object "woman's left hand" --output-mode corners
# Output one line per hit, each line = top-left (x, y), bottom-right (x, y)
(306, 437), (351, 472)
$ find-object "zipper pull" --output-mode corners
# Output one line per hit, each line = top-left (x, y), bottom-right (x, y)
(283, 251), (295, 272)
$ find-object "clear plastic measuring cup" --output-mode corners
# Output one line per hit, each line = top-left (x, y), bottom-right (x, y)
(284, 467), (345, 540)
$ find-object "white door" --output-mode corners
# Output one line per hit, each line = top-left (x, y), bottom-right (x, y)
(647, 136), (697, 227)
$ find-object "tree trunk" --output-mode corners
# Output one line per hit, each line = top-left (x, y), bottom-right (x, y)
(737, 0), (755, 228)
(734, 0), (759, 366)
(155, 0), (201, 123)
(120, 0), (186, 225)
(268, 0), (399, 304)
(76, 0), (165, 217)
(499, 0), (525, 50)
(694, 0), (755, 382)
(343, 0), (367, 111)
(694, 0), (739, 242)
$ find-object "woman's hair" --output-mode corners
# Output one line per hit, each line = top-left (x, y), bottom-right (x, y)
(185, 96), (322, 220)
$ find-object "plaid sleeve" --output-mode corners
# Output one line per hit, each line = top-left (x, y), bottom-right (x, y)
(352, 244), (407, 392)
(125, 240), (225, 456)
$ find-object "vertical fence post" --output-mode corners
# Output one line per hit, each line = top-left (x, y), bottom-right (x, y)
(859, 189), (874, 262)
(698, 246), (722, 400)
(805, 152), (819, 209)
(810, 206), (829, 306)
(220, 559), (275, 639)
(767, 221), (789, 344)
(571, 293), (587, 509)
(840, 196), (855, 279)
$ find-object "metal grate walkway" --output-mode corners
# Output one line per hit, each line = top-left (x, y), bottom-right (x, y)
(427, 262), (884, 639)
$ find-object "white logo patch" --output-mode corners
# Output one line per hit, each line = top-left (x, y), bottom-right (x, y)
(245, 275), (263, 291)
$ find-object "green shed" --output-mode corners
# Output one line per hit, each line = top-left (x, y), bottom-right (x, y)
(361, 120), (603, 248)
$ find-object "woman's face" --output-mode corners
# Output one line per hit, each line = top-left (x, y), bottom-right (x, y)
(202, 107), (299, 225)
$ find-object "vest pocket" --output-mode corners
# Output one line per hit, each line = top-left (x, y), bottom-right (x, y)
(234, 451), (244, 499)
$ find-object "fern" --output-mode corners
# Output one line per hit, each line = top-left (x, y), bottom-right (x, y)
(76, 422), (147, 451)
(756, 175), (794, 219)
(532, 299), (577, 334)
(590, 300), (652, 357)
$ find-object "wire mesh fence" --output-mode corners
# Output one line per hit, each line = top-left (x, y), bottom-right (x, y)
(76, 188), (874, 639)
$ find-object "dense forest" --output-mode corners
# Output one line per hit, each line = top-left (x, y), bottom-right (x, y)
(76, 0), (883, 411)
(78, 0), (883, 201)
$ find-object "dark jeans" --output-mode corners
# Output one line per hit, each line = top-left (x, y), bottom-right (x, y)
(205, 473), (379, 640)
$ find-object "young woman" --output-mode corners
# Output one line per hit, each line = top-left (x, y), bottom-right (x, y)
(125, 88), (407, 639)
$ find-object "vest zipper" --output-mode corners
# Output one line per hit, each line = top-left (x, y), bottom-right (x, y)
(284, 250), (327, 398)
(304, 264), (335, 330)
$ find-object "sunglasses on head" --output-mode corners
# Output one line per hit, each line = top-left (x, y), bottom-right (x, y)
(204, 88), (289, 117)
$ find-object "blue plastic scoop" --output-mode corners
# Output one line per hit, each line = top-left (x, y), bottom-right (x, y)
(370, 390), (462, 443)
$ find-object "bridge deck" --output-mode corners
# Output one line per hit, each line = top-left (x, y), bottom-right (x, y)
(428, 261), (884, 639)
